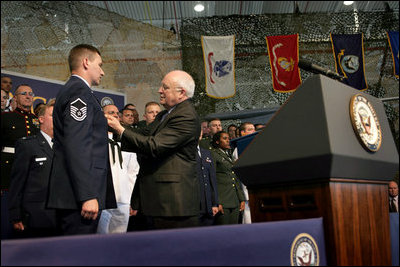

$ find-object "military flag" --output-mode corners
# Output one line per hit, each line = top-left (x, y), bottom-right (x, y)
(201, 35), (236, 99)
(330, 33), (367, 90)
(387, 31), (399, 78)
(265, 34), (301, 93)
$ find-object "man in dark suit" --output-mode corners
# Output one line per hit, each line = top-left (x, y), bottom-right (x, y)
(197, 130), (219, 226)
(8, 99), (57, 238)
(47, 44), (116, 235)
(107, 70), (201, 230)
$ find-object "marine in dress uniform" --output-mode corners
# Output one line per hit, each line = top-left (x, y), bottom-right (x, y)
(1, 107), (39, 189)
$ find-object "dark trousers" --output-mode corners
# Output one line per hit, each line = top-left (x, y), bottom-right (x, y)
(56, 209), (101, 235)
(199, 213), (215, 226)
(214, 207), (240, 225)
(127, 211), (148, 231)
(146, 215), (199, 230)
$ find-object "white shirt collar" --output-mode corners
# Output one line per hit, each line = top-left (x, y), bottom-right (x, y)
(41, 130), (53, 148)
(72, 74), (91, 89)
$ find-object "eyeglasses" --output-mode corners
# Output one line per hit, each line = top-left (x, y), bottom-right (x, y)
(106, 111), (120, 115)
(16, 91), (35, 97)
(160, 85), (184, 92)
(2, 96), (9, 100)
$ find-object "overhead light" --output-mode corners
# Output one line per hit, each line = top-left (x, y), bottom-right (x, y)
(343, 1), (354, 5)
(194, 3), (204, 12)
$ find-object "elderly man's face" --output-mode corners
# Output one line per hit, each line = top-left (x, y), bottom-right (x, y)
(158, 73), (186, 110)
(389, 181), (398, 198)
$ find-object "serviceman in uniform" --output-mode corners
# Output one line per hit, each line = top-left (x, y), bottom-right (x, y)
(8, 99), (57, 238)
(46, 44), (116, 235)
(210, 131), (245, 225)
(1, 84), (39, 239)
(199, 118), (222, 150)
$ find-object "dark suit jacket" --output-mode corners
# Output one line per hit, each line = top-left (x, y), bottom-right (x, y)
(211, 148), (245, 209)
(8, 132), (56, 229)
(47, 76), (116, 210)
(197, 147), (219, 215)
(122, 99), (200, 217)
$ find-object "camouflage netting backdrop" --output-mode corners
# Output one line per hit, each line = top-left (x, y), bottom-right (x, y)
(180, 10), (399, 149)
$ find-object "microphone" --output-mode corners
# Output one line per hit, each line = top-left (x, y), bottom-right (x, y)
(298, 59), (344, 81)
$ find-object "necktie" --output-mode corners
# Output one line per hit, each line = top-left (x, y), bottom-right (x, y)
(390, 198), (397, 212)
(109, 138), (123, 168)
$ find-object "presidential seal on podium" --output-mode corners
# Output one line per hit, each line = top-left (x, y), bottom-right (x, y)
(350, 94), (382, 152)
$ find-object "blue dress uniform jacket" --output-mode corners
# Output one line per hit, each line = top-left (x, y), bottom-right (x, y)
(1, 108), (39, 189)
(8, 132), (56, 230)
(47, 76), (116, 210)
(123, 99), (201, 217)
(197, 147), (219, 215)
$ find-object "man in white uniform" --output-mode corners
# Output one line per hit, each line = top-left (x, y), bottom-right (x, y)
(97, 104), (140, 233)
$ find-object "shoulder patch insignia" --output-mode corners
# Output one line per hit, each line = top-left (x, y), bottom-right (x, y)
(70, 98), (87, 121)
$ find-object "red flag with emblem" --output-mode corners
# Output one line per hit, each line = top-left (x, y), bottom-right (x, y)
(266, 34), (301, 93)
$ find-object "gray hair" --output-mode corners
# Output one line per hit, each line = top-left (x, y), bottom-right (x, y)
(176, 72), (195, 98)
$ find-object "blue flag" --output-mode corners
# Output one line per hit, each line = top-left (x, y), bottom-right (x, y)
(330, 33), (367, 90)
(387, 31), (399, 78)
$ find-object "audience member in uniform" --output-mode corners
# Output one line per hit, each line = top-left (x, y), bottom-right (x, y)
(1, 89), (8, 112)
(106, 70), (201, 230)
(46, 44), (116, 236)
(1, 75), (13, 111)
(211, 131), (245, 225)
(389, 180), (398, 213)
(227, 124), (238, 140)
(136, 101), (162, 131)
(233, 122), (256, 224)
(1, 85), (39, 193)
(239, 122), (256, 137)
(200, 118), (222, 150)
(120, 108), (138, 129)
(8, 99), (58, 238)
(201, 120), (211, 139)
(197, 128), (219, 226)
(1, 84), (39, 239)
(97, 104), (140, 234)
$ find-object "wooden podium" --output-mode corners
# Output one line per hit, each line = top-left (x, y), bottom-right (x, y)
(233, 75), (399, 266)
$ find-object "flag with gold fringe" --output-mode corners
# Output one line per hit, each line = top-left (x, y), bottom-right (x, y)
(265, 34), (301, 93)
(387, 31), (399, 78)
(330, 33), (367, 90)
(201, 35), (235, 99)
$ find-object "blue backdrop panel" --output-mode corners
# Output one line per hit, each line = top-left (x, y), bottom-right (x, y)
(1, 71), (125, 111)
(230, 131), (259, 156)
(1, 218), (327, 266)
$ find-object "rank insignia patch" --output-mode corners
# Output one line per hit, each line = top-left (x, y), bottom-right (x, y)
(70, 98), (87, 121)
